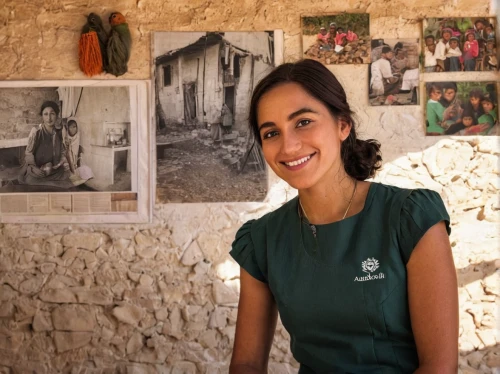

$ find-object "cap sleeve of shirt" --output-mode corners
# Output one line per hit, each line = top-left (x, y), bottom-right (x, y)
(398, 189), (451, 264)
(230, 219), (268, 283)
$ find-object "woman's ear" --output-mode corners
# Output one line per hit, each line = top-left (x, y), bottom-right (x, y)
(338, 119), (352, 141)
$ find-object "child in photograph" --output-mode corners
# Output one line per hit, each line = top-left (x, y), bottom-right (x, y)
(335, 27), (347, 47)
(426, 83), (446, 134)
(462, 32), (479, 71)
(370, 46), (398, 96)
(346, 29), (358, 42)
(476, 95), (497, 134)
(445, 37), (462, 71)
(463, 89), (485, 124)
(484, 38), (497, 70)
(435, 28), (452, 71)
(424, 36), (439, 72)
(317, 27), (329, 44)
(65, 119), (81, 174)
(485, 24), (495, 39)
(457, 109), (476, 135)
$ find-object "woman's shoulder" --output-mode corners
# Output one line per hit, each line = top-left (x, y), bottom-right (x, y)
(370, 182), (447, 213)
(242, 197), (299, 234)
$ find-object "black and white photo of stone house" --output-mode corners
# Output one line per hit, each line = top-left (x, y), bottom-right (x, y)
(0, 86), (132, 193)
(154, 31), (277, 203)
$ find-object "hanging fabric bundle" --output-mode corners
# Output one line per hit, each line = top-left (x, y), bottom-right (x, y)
(78, 31), (103, 77)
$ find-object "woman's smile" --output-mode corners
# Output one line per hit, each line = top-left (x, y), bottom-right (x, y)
(281, 152), (316, 170)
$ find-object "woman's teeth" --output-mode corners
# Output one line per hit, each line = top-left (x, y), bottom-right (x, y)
(285, 155), (311, 166)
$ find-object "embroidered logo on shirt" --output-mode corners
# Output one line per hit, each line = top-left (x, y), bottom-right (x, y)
(354, 257), (385, 282)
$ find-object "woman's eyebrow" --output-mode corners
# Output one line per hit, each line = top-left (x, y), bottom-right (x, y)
(258, 107), (318, 132)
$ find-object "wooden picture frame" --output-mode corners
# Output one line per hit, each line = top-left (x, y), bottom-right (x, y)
(0, 80), (152, 223)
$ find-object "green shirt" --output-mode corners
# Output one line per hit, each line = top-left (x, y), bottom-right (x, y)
(426, 100), (445, 134)
(230, 183), (450, 373)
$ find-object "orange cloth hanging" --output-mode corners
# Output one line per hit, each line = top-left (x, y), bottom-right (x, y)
(78, 31), (103, 77)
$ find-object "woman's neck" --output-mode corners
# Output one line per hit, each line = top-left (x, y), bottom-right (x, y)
(298, 171), (360, 224)
(42, 123), (54, 133)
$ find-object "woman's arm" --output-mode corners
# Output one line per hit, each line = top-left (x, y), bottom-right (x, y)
(229, 268), (278, 374)
(407, 221), (458, 373)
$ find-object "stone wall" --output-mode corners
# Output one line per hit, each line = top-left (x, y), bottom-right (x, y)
(0, 0), (499, 373)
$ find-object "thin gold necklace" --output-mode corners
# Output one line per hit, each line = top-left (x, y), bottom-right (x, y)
(299, 179), (358, 235)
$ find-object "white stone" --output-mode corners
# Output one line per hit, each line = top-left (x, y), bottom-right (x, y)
(62, 233), (102, 251)
(135, 232), (156, 247)
(75, 288), (113, 305)
(212, 280), (239, 305)
(62, 246), (78, 261)
(198, 330), (218, 349)
(0, 285), (18, 302)
(139, 274), (154, 286)
(32, 311), (54, 332)
(0, 302), (14, 318)
(466, 351), (485, 369)
(18, 275), (44, 294)
(39, 288), (77, 304)
(135, 246), (158, 259)
(127, 332), (144, 355)
(53, 331), (92, 352)
(39, 263), (56, 274)
(113, 304), (145, 326)
(52, 305), (96, 331)
(208, 307), (228, 329)
(181, 240), (204, 266)
(477, 329), (497, 347)
(155, 308), (169, 322)
(171, 361), (197, 374)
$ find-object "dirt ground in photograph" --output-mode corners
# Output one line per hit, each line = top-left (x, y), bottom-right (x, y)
(369, 91), (416, 106)
(156, 138), (267, 203)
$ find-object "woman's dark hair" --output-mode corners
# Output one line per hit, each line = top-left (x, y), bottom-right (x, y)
(469, 89), (484, 99)
(40, 101), (60, 116)
(442, 82), (457, 92)
(249, 59), (382, 181)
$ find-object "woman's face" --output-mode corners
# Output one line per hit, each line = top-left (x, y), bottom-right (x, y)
(42, 107), (57, 127)
(443, 89), (456, 102)
(257, 82), (350, 191)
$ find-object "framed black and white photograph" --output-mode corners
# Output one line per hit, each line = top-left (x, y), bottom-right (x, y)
(152, 31), (284, 203)
(0, 80), (151, 223)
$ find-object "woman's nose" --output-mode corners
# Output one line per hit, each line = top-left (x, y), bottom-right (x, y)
(280, 130), (301, 155)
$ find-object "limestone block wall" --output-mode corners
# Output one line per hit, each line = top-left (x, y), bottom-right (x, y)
(0, 0), (498, 373)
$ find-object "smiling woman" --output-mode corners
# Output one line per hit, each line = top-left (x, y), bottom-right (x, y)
(229, 59), (459, 373)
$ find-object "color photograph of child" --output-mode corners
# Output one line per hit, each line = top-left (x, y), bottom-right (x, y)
(425, 81), (498, 136)
(369, 39), (419, 106)
(302, 14), (370, 65)
(422, 17), (497, 72)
